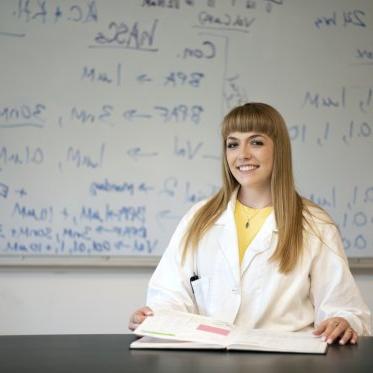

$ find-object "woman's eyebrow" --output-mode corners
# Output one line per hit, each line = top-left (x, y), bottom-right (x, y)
(227, 134), (264, 141)
(248, 134), (265, 140)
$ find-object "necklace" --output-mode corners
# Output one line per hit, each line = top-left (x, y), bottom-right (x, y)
(236, 199), (271, 229)
(244, 209), (262, 229)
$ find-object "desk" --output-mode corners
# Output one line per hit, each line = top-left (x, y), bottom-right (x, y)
(0, 334), (372, 373)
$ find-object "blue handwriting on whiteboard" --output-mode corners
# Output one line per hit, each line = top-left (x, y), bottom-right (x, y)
(93, 19), (159, 52)
(154, 105), (204, 124)
(12, 203), (53, 223)
(81, 64), (123, 86)
(65, 143), (105, 169)
(80, 205), (146, 224)
(61, 227), (91, 241)
(141, 0), (181, 9)
(0, 104), (46, 128)
(0, 182), (9, 198)
(314, 10), (366, 29)
(303, 88), (346, 109)
(0, 146), (44, 170)
(3, 237), (159, 255)
(89, 179), (154, 196)
(127, 147), (159, 161)
(70, 105), (113, 124)
(164, 72), (205, 88)
(196, 11), (255, 33)
(356, 49), (373, 63)
(95, 225), (147, 239)
(11, 226), (53, 240)
(174, 136), (203, 160)
(14, 0), (98, 24)
(309, 187), (337, 210)
(182, 40), (216, 59)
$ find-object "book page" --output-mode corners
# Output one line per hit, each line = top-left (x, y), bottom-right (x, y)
(229, 329), (327, 354)
(130, 336), (224, 350)
(134, 309), (234, 345)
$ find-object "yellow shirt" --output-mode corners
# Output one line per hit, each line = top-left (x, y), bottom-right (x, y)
(234, 200), (273, 264)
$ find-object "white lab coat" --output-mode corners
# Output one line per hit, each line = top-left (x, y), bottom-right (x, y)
(147, 191), (371, 335)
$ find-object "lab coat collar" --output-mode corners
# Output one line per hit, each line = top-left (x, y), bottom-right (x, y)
(215, 188), (278, 232)
(215, 188), (239, 225)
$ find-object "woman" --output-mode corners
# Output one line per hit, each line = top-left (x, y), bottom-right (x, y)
(129, 103), (370, 345)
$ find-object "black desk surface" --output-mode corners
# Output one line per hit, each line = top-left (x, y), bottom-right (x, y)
(0, 334), (372, 373)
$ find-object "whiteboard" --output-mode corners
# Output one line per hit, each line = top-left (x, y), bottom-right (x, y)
(0, 0), (372, 266)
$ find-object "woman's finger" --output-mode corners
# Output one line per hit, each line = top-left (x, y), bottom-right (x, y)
(128, 307), (154, 331)
(351, 331), (358, 344)
(313, 320), (328, 336)
(132, 311), (146, 324)
(128, 321), (139, 331)
(322, 320), (341, 342)
(339, 327), (354, 345)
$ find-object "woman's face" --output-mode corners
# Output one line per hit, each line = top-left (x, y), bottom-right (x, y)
(226, 131), (274, 191)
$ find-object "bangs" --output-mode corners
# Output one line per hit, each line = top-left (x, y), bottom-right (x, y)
(222, 103), (280, 140)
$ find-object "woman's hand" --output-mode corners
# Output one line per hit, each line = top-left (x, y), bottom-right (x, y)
(313, 317), (358, 345)
(128, 306), (153, 331)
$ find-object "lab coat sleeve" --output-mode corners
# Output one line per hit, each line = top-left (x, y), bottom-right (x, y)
(309, 223), (371, 336)
(146, 202), (205, 313)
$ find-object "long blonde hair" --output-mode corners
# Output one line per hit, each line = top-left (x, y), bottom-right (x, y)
(182, 102), (309, 273)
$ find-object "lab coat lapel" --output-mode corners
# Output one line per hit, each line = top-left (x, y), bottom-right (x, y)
(215, 195), (240, 285)
(240, 212), (277, 276)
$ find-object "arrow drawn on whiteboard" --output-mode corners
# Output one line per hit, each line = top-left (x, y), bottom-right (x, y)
(0, 31), (26, 38)
(127, 147), (159, 161)
(122, 109), (152, 121)
(157, 210), (180, 220)
(156, 210), (181, 229)
(136, 73), (152, 83)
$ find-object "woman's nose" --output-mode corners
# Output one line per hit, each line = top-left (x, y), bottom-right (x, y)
(238, 146), (251, 160)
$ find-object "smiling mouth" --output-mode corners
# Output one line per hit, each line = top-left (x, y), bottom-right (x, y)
(237, 165), (259, 171)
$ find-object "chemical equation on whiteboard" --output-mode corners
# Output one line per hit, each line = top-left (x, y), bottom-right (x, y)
(3, 203), (158, 255)
(3, 236), (158, 256)
(65, 104), (204, 126)
(81, 65), (205, 89)
(141, 0), (284, 14)
(125, 105), (204, 124)
(89, 176), (219, 204)
(307, 185), (373, 252)
(12, 0), (98, 24)
(288, 119), (373, 147)
(302, 87), (373, 113)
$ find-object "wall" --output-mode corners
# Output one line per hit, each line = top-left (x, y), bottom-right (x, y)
(0, 268), (371, 335)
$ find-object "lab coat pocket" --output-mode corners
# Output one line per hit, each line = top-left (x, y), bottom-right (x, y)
(191, 276), (210, 316)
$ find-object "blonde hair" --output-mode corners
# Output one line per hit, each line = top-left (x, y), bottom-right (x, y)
(182, 102), (312, 273)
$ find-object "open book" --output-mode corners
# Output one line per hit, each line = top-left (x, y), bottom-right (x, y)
(131, 309), (327, 354)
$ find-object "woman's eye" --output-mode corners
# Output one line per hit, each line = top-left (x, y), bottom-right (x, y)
(226, 142), (238, 149)
(251, 140), (264, 146)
